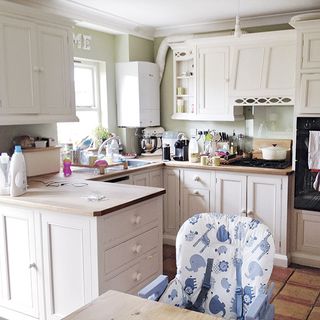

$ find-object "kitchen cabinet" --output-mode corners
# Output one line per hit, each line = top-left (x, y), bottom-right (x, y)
(215, 172), (287, 264)
(0, 197), (163, 320)
(0, 2), (76, 125)
(163, 168), (180, 244)
(290, 17), (320, 113)
(116, 61), (160, 127)
(197, 46), (233, 120)
(229, 31), (296, 103)
(180, 169), (215, 222)
(41, 212), (93, 320)
(291, 209), (320, 268)
(171, 46), (196, 119)
(163, 166), (291, 266)
(0, 205), (40, 320)
(132, 168), (163, 187)
(215, 172), (246, 215)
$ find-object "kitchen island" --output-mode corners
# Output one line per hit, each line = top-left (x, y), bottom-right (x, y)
(0, 177), (165, 320)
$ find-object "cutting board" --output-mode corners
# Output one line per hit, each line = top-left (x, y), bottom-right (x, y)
(252, 138), (292, 160)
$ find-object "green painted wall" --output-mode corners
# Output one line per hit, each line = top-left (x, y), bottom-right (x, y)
(129, 35), (154, 62)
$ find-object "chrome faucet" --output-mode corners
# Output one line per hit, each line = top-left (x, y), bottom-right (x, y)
(97, 136), (120, 157)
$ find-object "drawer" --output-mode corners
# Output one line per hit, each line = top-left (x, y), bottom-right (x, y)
(102, 198), (161, 247)
(104, 227), (160, 274)
(182, 169), (212, 189)
(104, 250), (160, 292)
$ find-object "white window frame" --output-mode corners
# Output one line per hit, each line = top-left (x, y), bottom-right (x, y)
(74, 59), (102, 122)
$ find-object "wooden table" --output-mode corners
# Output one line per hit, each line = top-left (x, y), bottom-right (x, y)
(63, 290), (222, 320)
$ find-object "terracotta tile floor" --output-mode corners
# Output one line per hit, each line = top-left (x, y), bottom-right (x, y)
(163, 244), (320, 320)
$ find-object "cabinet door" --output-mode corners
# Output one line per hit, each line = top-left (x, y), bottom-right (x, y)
(181, 188), (210, 222)
(41, 212), (93, 320)
(163, 168), (180, 240)
(215, 172), (246, 215)
(247, 176), (282, 253)
(149, 169), (163, 188)
(0, 206), (39, 317)
(266, 43), (296, 95)
(302, 31), (320, 69)
(0, 16), (39, 114)
(231, 45), (265, 94)
(299, 73), (320, 113)
(198, 46), (230, 118)
(38, 25), (73, 115)
(132, 172), (150, 186)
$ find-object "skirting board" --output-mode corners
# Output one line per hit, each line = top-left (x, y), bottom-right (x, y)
(291, 251), (320, 268)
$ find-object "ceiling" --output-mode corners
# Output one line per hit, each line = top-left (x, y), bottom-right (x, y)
(12, 0), (320, 38)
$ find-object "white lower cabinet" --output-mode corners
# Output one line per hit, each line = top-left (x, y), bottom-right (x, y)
(132, 168), (163, 187)
(0, 206), (40, 320)
(163, 167), (291, 267)
(163, 168), (180, 244)
(215, 172), (246, 215)
(41, 212), (93, 320)
(291, 210), (320, 268)
(0, 196), (163, 320)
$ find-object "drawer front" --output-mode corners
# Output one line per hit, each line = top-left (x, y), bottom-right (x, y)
(182, 169), (211, 189)
(102, 198), (161, 247)
(104, 250), (160, 292)
(104, 227), (160, 274)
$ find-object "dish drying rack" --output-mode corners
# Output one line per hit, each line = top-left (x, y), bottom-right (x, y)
(71, 161), (128, 174)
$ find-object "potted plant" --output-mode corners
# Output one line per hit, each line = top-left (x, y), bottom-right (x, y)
(93, 125), (110, 148)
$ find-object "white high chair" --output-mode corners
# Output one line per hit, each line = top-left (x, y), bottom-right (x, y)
(139, 213), (275, 320)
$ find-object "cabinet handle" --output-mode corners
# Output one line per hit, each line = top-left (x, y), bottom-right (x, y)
(193, 176), (200, 182)
(28, 263), (37, 269)
(131, 215), (141, 225)
(132, 244), (142, 254)
(247, 210), (254, 218)
(133, 272), (142, 281)
(193, 190), (200, 195)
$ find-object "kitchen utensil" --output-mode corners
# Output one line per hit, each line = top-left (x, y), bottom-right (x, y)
(260, 144), (288, 160)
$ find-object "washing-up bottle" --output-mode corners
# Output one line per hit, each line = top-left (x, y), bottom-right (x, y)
(110, 139), (120, 162)
(0, 152), (10, 195)
(9, 145), (27, 197)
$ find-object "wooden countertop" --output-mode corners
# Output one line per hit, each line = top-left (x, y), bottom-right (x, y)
(164, 161), (294, 176)
(63, 290), (221, 320)
(0, 173), (165, 217)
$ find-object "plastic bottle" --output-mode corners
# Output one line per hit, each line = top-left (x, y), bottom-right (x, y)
(188, 136), (199, 163)
(110, 139), (120, 162)
(0, 152), (10, 195)
(9, 145), (27, 197)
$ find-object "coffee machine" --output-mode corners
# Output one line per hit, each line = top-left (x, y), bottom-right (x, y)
(139, 127), (164, 155)
(173, 137), (189, 161)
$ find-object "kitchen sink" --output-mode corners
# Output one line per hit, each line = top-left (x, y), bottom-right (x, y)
(125, 159), (151, 167)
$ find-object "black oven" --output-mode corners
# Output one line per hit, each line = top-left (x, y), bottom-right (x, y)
(295, 117), (320, 212)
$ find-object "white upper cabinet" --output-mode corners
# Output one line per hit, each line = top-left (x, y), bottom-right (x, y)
(230, 30), (296, 105)
(290, 16), (320, 114)
(0, 16), (40, 114)
(0, 2), (76, 125)
(37, 25), (73, 116)
(116, 61), (160, 127)
(302, 31), (320, 70)
(198, 46), (231, 120)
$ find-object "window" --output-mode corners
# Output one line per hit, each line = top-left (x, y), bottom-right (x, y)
(57, 59), (104, 144)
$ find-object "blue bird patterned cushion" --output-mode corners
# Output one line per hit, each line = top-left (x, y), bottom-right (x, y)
(159, 212), (275, 319)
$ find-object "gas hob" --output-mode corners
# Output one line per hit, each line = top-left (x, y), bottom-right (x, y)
(229, 159), (291, 169)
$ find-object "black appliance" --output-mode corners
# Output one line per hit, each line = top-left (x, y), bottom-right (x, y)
(173, 139), (189, 161)
(230, 158), (291, 169)
(295, 117), (320, 212)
